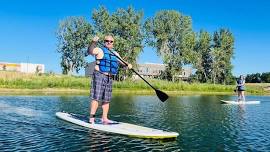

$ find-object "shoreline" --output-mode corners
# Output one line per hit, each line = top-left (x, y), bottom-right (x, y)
(0, 88), (269, 96)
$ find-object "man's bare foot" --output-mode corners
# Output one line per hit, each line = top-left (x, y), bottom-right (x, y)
(89, 118), (95, 124)
(101, 118), (114, 124)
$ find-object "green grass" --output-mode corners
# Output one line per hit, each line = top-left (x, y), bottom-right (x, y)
(0, 71), (89, 89)
(114, 79), (265, 94)
(0, 71), (268, 95)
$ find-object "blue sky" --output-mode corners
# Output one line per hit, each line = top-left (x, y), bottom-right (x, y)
(0, 0), (269, 76)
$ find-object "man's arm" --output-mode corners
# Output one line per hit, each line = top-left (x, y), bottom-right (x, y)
(88, 36), (100, 55)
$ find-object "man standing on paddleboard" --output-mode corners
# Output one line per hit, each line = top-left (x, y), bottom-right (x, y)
(87, 35), (132, 124)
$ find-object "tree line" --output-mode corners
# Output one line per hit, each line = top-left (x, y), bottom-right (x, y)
(56, 6), (235, 84)
(245, 72), (270, 83)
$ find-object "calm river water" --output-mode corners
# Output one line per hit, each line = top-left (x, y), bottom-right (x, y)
(0, 95), (270, 151)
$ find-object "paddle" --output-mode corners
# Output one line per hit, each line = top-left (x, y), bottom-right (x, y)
(113, 51), (168, 102)
(96, 42), (169, 102)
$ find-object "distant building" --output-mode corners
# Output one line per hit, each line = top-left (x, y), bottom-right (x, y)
(85, 61), (96, 76)
(0, 62), (45, 74)
(85, 62), (192, 80)
(134, 63), (192, 80)
(136, 63), (165, 77)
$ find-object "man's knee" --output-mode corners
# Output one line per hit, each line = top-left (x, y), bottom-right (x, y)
(102, 101), (110, 105)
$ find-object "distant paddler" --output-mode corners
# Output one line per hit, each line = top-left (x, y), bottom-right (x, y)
(236, 75), (246, 101)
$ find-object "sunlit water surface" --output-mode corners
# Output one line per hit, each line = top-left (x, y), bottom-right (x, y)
(1, 95), (270, 151)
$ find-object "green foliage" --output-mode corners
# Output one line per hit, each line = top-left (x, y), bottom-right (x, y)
(56, 16), (93, 75)
(144, 10), (195, 81)
(193, 30), (212, 83)
(245, 72), (270, 83)
(92, 6), (144, 78)
(211, 29), (234, 84)
(57, 7), (143, 77)
(55, 7), (236, 85)
(261, 72), (270, 83)
(246, 73), (262, 83)
(191, 29), (235, 84)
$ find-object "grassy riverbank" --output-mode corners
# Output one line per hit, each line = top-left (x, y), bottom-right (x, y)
(0, 71), (269, 95)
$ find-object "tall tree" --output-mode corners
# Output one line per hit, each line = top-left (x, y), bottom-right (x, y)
(194, 30), (212, 83)
(56, 17), (93, 75)
(92, 6), (144, 77)
(144, 10), (194, 81)
(212, 29), (234, 84)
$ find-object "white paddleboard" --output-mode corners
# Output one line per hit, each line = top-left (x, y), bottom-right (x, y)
(56, 112), (179, 139)
(220, 100), (260, 105)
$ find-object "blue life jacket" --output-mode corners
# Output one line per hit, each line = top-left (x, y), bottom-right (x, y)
(96, 47), (119, 75)
(237, 79), (245, 90)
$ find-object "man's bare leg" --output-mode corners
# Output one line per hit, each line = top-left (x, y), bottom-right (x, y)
(102, 102), (111, 123)
(89, 100), (99, 123)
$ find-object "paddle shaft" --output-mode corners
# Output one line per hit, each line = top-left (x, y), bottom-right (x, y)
(110, 51), (169, 102)
(132, 68), (157, 91)
(110, 50), (157, 91)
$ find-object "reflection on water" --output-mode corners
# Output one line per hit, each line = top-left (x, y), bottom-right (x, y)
(0, 95), (270, 151)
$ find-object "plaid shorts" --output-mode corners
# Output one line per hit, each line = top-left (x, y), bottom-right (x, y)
(90, 70), (113, 102)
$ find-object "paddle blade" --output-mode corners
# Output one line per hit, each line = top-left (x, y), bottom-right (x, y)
(155, 89), (169, 102)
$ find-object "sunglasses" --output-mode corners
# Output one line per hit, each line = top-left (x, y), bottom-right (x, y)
(104, 40), (114, 43)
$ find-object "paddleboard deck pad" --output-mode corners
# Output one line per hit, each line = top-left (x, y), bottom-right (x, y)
(220, 100), (260, 104)
(56, 112), (179, 139)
